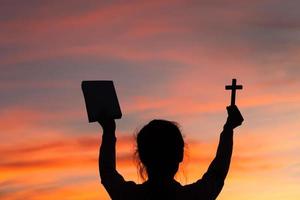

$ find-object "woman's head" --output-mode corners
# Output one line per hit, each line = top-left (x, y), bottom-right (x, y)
(136, 119), (184, 180)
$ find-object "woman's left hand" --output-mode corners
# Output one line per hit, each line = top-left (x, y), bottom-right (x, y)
(98, 119), (116, 133)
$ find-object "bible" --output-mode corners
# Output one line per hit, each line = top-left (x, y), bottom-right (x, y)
(81, 80), (122, 122)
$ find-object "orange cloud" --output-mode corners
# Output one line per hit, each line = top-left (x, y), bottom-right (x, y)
(1, 1), (300, 199)
(1, 115), (299, 199)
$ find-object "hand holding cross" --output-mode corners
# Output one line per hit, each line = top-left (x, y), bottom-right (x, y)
(225, 79), (243, 106)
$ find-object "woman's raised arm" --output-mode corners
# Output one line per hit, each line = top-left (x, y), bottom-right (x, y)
(98, 119), (125, 199)
(199, 106), (243, 199)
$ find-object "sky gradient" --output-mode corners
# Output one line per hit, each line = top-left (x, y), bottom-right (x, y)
(1, 0), (300, 199)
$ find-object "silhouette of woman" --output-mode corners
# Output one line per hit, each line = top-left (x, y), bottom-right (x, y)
(98, 105), (243, 200)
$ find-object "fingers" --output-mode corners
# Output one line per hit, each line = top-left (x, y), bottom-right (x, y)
(97, 119), (116, 132)
(227, 105), (237, 111)
(227, 105), (241, 115)
(225, 105), (244, 129)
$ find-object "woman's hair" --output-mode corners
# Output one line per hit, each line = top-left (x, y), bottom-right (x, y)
(135, 119), (185, 180)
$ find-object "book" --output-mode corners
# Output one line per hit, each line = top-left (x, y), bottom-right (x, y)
(81, 80), (122, 122)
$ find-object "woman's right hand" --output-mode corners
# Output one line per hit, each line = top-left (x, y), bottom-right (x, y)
(225, 105), (244, 130)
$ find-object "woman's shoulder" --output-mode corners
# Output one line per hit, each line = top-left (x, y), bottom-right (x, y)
(120, 181), (150, 200)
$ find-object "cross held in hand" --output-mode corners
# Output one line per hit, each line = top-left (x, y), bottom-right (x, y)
(225, 79), (243, 106)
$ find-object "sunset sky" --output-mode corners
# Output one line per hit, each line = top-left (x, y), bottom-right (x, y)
(1, 0), (300, 199)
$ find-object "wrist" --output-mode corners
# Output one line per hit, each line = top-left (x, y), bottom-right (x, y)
(223, 123), (234, 132)
(103, 129), (115, 135)
(102, 130), (116, 141)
